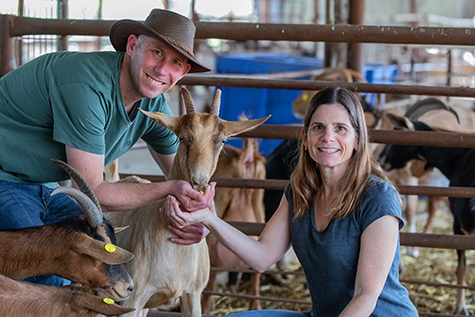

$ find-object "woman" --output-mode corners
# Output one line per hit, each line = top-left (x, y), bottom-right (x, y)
(164, 87), (418, 316)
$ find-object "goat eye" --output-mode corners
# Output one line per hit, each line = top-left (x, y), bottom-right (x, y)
(179, 138), (184, 143)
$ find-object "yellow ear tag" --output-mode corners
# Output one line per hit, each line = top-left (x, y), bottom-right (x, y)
(302, 93), (309, 101)
(200, 190), (204, 195)
(153, 112), (164, 123)
(104, 243), (116, 253)
(103, 298), (115, 304)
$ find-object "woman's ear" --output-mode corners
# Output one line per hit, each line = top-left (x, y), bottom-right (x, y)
(301, 129), (308, 149)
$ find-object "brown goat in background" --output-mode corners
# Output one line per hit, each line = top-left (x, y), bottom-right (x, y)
(203, 137), (266, 312)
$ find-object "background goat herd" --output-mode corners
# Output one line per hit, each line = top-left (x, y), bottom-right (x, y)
(2, 77), (475, 316)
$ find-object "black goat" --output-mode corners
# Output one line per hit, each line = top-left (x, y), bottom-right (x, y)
(378, 115), (475, 315)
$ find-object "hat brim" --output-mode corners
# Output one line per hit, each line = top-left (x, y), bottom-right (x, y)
(110, 19), (210, 73)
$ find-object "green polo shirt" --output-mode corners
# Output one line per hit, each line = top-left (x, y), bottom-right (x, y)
(0, 51), (178, 185)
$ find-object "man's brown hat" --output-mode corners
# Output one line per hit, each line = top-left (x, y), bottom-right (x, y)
(109, 9), (210, 73)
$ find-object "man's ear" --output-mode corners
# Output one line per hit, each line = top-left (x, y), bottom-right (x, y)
(182, 63), (192, 77)
(125, 34), (139, 56)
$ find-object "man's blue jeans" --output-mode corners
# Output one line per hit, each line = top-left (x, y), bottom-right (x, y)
(0, 180), (85, 286)
(229, 310), (312, 317)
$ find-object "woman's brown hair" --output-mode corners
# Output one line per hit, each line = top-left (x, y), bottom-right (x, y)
(289, 87), (393, 219)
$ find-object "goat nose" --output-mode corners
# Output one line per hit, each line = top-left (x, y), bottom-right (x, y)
(191, 174), (208, 188)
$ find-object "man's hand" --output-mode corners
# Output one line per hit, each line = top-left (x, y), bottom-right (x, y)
(164, 182), (216, 245)
(172, 181), (215, 212)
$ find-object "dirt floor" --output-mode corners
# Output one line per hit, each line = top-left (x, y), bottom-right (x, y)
(204, 198), (475, 316)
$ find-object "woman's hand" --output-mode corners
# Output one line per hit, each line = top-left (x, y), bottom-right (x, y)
(167, 223), (210, 245)
(162, 182), (216, 244)
(163, 195), (211, 228)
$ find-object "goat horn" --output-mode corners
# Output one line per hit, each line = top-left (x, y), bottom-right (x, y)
(180, 87), (195, 114)
(210, 89), (221, 116)
(51, 159), (103, 227)
(404, 98), (461, 124)
(51, 187), (103, 228)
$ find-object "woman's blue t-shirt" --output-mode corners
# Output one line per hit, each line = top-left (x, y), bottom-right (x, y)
(285, 179), (418, 317)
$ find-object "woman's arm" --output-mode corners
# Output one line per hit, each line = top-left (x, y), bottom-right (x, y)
(164, 194), (293, 273)
(339, 215), (400, 317)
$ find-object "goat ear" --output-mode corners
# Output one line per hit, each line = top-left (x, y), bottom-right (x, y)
(139, 109), (181, 133)
(74, 235), (134, 264)
(222, 115), (271, 138)
(241, 138), (255, 164)
(72, 291), (135, 315)
(386, 113), (415, 130)
(409, 159), (428, 178)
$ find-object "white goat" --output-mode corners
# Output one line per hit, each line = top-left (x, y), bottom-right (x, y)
(105, 88), (270, 316)
(0, 273), (135, 317)
(0, 159), (135, 303)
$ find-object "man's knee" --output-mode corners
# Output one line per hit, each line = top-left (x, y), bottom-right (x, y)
(24, 275), (72, 287)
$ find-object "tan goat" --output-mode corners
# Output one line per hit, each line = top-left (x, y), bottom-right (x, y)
(0, 273), (134, 317)
(292, 68), (367, 118)
(203, 138), (266, 313)
(104, 88), (270, 317)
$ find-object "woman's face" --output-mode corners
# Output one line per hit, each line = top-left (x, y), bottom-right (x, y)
(303, 103), (358, 172)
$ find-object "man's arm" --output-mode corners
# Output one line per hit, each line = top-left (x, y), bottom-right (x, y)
(148, 146), (174, 180)
(64, 145), (213, 213)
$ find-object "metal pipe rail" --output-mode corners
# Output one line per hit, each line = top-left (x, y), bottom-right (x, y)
(179, 75), (475, 98)
(202, 290), (312, 306)
(5, 16), (475, 46)
(226, 221), (475, 250)
(120, 174), (475, 199)
(236, 125), (475, 148)
(210, 266), (475, 292)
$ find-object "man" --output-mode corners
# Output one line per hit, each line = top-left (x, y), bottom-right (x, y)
(0, 8), (213, 286)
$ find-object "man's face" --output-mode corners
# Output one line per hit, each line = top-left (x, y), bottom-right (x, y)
(126, 35), (192, 99)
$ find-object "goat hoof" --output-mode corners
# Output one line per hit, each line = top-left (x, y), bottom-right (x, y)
(406, 247), (419, 258)
(452, 306), (471, 315)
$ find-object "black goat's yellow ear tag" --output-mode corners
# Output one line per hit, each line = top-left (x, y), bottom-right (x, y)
(103, 298), (115, 304)
(104, 243), (116, 253)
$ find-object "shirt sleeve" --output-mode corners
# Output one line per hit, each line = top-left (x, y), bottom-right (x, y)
(50, 82), (107, 154)
(355, 180), (405, 232)
(140, 97), (179, 155)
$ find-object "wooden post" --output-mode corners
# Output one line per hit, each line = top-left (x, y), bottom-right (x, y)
(0, 15), (15, 77)
(57, 0), (69, 51)
(347, 0), (365, 75)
